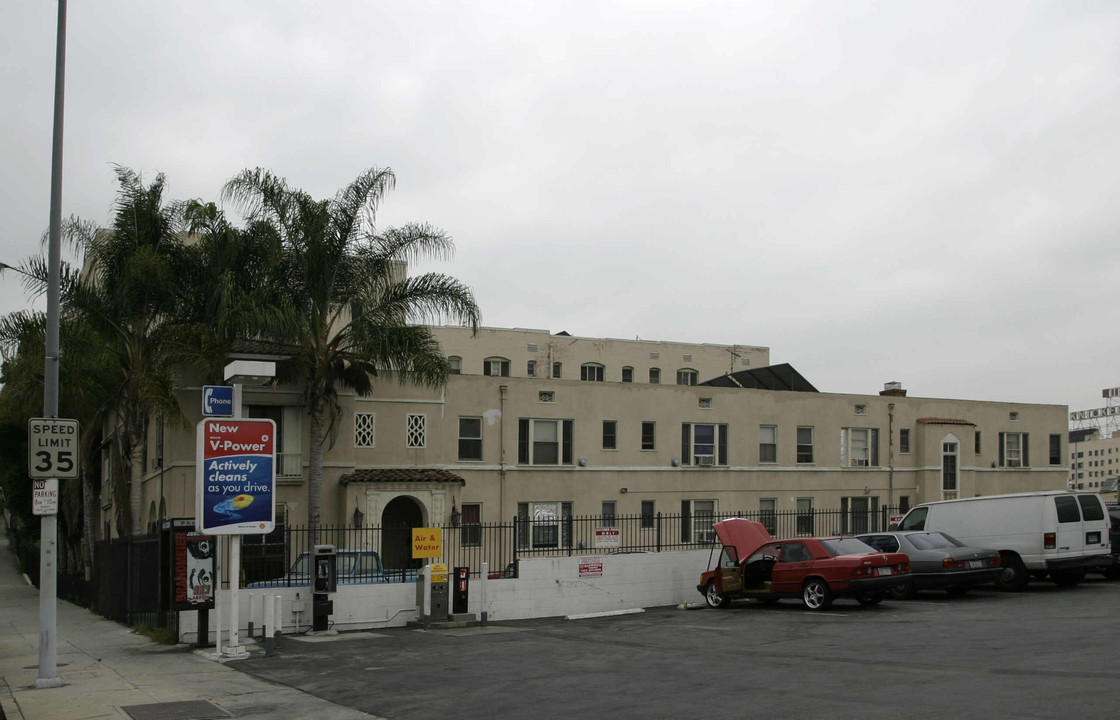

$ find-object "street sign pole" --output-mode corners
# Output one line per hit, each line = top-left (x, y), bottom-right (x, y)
(36, 0), (67, 690)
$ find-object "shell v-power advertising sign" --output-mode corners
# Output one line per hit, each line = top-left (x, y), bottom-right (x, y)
(196, 418), (276, 534)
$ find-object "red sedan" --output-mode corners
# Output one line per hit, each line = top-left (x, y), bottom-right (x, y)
(697, 518), (910, 610)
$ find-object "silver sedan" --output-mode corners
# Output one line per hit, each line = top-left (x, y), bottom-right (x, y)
(856, 531), (1001, 598)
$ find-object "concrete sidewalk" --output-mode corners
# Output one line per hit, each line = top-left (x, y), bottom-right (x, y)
(0, 528), (379, 720)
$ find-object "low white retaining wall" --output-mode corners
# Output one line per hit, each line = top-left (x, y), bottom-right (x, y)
(178, 549), (709, 644)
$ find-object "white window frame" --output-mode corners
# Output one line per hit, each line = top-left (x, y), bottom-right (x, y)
(457, 416), (483, 461)
(841, 427), (879, 467)
(519, 418), (574, 466)
(485, 357), (510, 377)
(759, 425), (777, 463)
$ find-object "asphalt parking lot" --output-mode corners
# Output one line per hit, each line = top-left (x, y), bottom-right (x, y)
(231, 579), (1120, 720)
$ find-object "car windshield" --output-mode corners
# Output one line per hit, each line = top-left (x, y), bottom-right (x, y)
(907, 533), (961, 550)
(819, 538), (876, 557)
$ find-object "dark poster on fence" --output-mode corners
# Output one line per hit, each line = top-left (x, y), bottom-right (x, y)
(169, 525), (215, 611)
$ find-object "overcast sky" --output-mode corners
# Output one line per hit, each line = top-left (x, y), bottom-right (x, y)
(3, 1), (1119, 420)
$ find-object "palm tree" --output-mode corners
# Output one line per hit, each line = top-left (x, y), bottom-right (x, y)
(59, 167), (193, 535)
(221, 166), (480, 538)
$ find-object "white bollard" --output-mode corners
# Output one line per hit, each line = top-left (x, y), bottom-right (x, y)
(273, 594), (282, 649)
(263, 594), (275, 657)
(479, 562), (489, 627)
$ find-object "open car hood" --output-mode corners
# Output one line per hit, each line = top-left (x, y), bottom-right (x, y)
(713, 518), (774, 559)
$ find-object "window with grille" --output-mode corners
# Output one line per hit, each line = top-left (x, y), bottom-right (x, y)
(355, 412), (375, 448)
(538, 390), (555, 403)
(461, 503), (482, 547)
(641, 500), (655, 529)
(406, 414), (426, 448)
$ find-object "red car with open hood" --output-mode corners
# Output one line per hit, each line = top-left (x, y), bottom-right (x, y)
(697, 518), (910, 610)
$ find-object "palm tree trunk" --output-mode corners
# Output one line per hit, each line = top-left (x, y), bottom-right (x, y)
(81, 468), (98, 576)
(308, 406), (326, 548)
(129, 431), (145, 536)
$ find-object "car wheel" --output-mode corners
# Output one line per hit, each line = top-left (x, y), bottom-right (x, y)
(945, 585), (970, 597)
(1051, 568), (1085, 587)
(888, 580), (915, 600)
(856, 591), (884, 606)
(995, 557), (1029, 592)
(704, 581), (730, 609)
(801, 579), (833, 610)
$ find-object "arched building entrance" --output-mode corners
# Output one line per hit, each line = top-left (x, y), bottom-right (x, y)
(381, 496), (424, 571)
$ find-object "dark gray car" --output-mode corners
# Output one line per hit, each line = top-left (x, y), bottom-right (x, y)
(856, 531), (1001, 598)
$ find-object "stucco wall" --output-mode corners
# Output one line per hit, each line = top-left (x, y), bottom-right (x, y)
(178, 550), (709, 643)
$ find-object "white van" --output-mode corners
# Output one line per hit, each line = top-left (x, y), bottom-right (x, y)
(894, 491), (1111, 591)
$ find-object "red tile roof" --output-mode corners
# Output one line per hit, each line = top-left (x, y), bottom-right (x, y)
(339, 468), (465, 485)
(916, 417), (976, 426)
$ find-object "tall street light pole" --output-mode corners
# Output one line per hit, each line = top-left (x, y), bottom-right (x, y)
(35, 0), (69, 689)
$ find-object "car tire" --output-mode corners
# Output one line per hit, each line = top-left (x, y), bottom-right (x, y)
(704, 581), (730, 609)
(801, 579), (833, 610)
(1051, 568), (1085, 587)
(856, 591), (884, 606)
(888, 580), (915, 600)
(945, 585), (970, 597)
(995, 556), (1029, 592)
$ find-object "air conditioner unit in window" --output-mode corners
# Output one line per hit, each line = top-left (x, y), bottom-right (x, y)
(697, 455), (715, 467)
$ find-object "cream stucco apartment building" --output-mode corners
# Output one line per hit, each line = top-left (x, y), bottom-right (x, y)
(123, 325), (1070, 559)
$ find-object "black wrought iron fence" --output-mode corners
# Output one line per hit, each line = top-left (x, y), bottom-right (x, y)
(239, 506), (907, 586)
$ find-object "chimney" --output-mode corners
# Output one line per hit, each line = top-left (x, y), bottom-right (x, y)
(880, 381), (907, 397)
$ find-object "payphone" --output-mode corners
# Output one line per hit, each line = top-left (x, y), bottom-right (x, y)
(312, 544), (336, 631)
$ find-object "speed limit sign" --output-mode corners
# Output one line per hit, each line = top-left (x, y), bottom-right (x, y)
(28, 418), (80, 479)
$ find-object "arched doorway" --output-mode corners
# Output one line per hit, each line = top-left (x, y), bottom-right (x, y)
(381, 496), (424, 571)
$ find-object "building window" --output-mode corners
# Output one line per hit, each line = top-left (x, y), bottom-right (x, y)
(518, 419), (574, 465)
(527, 360), (537, 377)
(681, 499), (717, 543)
(527, 343), (538, 352)
(676, 369), (698, 386)
(538, 390), (555, 403)
(974, 431), (981, 454)
(485, 357), (510, 377)
(899, 428), (910, 454)
(581, 363), (605, 382)
(622, 366), (634, 383)
(641, 421), (656, 450)
(796, 498), (814, 535)
(641, 500), (655, 529)
(681, 423), (728, 466)
(698, 398), (712, 409)
(354, 412), (375, 448)
(602, 420), (617, 450)
(517, 501), (572, 549)
(406, 414), (426, 448)
(854, 404), (867, 416)
(942, 441), (959, 500)
(650, 351), (659, 360)
(448, 356), (461, 374)
(1049, 434), (1061, 465)
(601, 501), (617, 527)
(899, 496), (910, 514)
(796, 427), (813, 464)
(461, 503), (482, 547)
(649, 368), (661, 384)
(248, 405), (302, 478)
(841, 428), (880, 467)
(759, 498), (777, 535)
(1009, 411), (1019, 421)
(999, 432), (1029, 468)
(552, 362), (562, 379)
(841, 495), (880, 534)
(458, 417), (483, 461)
(759, 425), (777, 463)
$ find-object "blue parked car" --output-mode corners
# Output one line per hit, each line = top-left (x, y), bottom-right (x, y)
(246, 549), (416, 588)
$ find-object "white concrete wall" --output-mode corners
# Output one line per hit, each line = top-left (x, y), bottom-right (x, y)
(178, 549), (709, 643)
